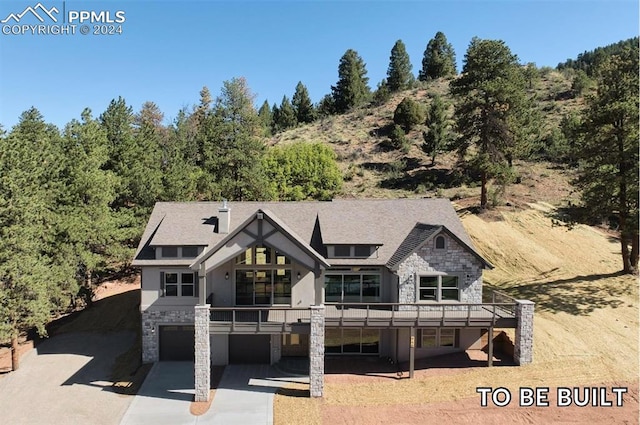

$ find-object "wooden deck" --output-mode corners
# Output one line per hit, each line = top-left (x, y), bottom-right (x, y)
(209, 302), (517, 334)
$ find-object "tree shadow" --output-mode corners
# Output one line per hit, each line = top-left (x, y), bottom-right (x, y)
(29, 331), (137, 393)
(380, 167), (466, 191)
(506, 271), (631, 315)
(325, 350), (514, 381)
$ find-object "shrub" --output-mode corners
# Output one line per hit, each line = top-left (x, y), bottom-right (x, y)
(393, 97), (424, 132)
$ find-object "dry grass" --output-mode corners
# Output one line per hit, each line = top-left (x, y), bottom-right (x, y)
(274, 202), (639, 423)
(268, 74), (583, 202)
(274, 381), (322, 425)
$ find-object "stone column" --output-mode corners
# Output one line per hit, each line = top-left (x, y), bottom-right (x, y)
(309, 305), (325, 397)
(141, 311), (158, 363)
(514, 300), (534, 365)
(194, 304), (211, 402)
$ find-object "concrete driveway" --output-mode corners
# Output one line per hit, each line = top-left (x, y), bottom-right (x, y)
(0, 331), (136, 425)
(120, 363), (309, 425)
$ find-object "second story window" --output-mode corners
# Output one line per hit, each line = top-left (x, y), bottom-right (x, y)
(418, 275), (459, 302)
(328, 245), (378, 258)
(159, 246), (203, 259)
(161, 271), (196, 297)
(235, 246), (291, 266)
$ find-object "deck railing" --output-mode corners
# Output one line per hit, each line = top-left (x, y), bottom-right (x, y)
(209, 299), (517, 331)
(323, 302), (515, 327)
(209, 307), (311, 332)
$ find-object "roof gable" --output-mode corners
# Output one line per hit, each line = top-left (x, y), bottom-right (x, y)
(190, 208), (330, 272)
(387, 224), (493, 270)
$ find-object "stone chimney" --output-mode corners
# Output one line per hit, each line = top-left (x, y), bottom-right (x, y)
(218, 200), (230, 234)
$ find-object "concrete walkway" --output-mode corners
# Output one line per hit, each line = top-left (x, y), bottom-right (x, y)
(208, 364), (308, 425)
(0, 332), (136, 425)
(120, 363), (308, 425)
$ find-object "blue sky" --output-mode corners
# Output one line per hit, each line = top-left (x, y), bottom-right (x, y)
(0, 0), (637, 130)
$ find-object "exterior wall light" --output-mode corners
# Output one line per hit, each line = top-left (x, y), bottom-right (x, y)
(225, 272), (229, 280)
(297, 272), (301, 280)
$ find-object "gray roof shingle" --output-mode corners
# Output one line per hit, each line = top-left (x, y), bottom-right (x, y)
(132, 199), (487, 268)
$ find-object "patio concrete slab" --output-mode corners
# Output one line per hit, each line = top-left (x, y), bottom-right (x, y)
(208, 364), (308, 425)
(120, 362), (196, 425)
(120, 362), (308, 425)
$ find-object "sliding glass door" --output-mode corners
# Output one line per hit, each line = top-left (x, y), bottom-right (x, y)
(235, 269), (292, 306)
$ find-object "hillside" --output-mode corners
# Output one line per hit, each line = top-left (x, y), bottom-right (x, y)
(275, 200), (639, 424)
(270, 71), (584, 205)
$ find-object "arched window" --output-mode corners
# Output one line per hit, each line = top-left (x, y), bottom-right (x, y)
(435, 235), (446, 250)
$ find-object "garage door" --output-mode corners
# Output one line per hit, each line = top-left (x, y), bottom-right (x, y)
(159, 325), (194, 361)
(229, 335), (271, 364)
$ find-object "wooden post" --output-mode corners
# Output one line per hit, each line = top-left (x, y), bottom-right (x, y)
(409, 327), (415, 378)
(198, 263), (207, 305)
(487, 327), (494, 367)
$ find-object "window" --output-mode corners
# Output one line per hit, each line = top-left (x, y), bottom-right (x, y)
(162, 246), (178, 258)
(418, 275), (459, 302)
(161, 271), (197, 297)
(420, 328), (458, 348)
(159, 246), (203, 258)
(325, 328), (379, 354)
(329, 245), (377, 258)
(354, 245), (371, 257)
(418, 276), (438, 301)
(182, 246), (199, 258)
(441, 276), (459, 301)
(324, 272), (381, 303)
(235, 246), (290, 266)
(333, 245), (351, 257)
(435, 235), (446, 250)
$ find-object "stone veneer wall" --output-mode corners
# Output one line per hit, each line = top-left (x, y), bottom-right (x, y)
(141, 309), (195, 363)
(309, 306), (325, 397)
(396, 233), (483, 308)
(194, 305), (211, 402)
(514, 300), (534, 365)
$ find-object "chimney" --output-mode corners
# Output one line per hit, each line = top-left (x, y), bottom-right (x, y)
(218, 199), (230, 234)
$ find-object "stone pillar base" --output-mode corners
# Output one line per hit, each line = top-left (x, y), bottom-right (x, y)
(194, 304), (211, 402)
(514, 300), (534, 365)
(309, 305), (325, 397)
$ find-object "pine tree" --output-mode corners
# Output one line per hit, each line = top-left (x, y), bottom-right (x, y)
(422, 95), (452, 165)
(0, 108), (73, 370)
(273, 95), (297, 132)
(331, 49), (370, 113)
(206, 77), (272, 200)
(57, 108), (120, 301)
(162, 109), (200, 202)
(316, 94), (335, 117)
(387, 40), (414, 91)
(573, 47), (639, 273)
(450, 37), (531, 208)
(257, 100), (273, 136)
(419, 31), (457, 81)
(292, 82), (316, 124)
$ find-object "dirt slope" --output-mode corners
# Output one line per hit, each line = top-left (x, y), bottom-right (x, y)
(275, 202), (639, 424)
(463, 202), (638, 379)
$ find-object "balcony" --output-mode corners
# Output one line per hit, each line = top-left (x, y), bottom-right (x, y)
(209, 299), (517, 333)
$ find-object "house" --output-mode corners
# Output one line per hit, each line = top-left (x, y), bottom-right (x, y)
(132, 199), (534, 401)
